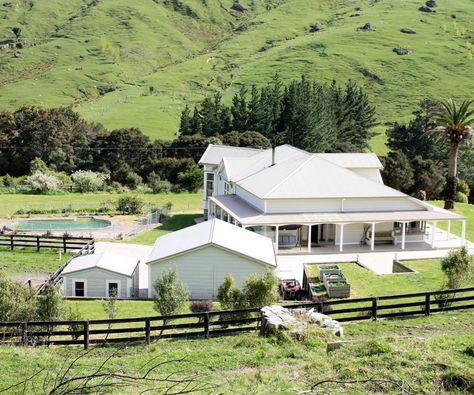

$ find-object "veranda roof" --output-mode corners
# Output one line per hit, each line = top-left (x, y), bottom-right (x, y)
(210, 195), (465, 226)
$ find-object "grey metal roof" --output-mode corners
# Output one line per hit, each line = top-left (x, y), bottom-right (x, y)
(315, 153), (383, 169)
(62, 252), (139, 276)
(198, 144), (262, 166)
(146, 218), (276, 266)
(210, 195), (465, 226)
(236, 154), (404, 199)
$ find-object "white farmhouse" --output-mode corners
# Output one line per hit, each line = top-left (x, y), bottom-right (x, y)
(62, 252), (140, 298)
(147, 218), (276, 300)
(199, 144), (466, 254)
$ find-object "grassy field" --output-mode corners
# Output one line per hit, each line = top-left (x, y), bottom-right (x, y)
(0, 311), (472, 393)
(430, 201), (474, 242)
(0, 192), (202, 218)
(0, 247), (71, 277)
(308, 259), (474, 299)
(1, 0), (473, 152)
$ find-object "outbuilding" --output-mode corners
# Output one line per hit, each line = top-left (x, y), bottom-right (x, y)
(62, 252), (139, 298)
(146, 218), (277, 300)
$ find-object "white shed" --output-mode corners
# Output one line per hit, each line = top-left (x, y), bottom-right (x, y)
(146, 218), (276, 300)
(62, 252), (139, 298)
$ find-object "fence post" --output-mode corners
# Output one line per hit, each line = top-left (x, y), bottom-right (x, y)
(371, 297), (378, 321)
(425, 293), (431, 316)
(203, 313), (210, 339)
(83, 321), (89, 350)
(21, 322), (28, 346)
(10, 234), (13, 251)
(63, 237), (67, 254)
(145, 319), (151, 345)
(36, 236), (40, 252)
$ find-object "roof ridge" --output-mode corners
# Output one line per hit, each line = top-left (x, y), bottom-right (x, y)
(209, 218), (216, 243)
(263, 155), (314, 198)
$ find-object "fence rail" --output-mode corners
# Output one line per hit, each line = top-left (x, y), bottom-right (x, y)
(35, 239), (95, 295)
(1, 287), (473, 349)
(0, 234), (94, 253)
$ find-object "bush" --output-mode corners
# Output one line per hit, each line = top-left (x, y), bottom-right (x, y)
(71, 170), (109, 192)
(153, 269), (189, 316)
(116, 195), (144, 215)
(190, 300), (213, 313)
(217, 269), (279, 310)
(177, 164), (203, 192)
(37, 284), (67, 321)
(242, 269), (279, 308)
(457, 179), (470, 196)
(217, 274), (245, 310)
(440, 247), (473, 289)
(0, 275), (37, 321)
(147, 172), (172, 193)
(25, 170), (61, 193)
(114, 166), (142, 189)
(456, 191), (469, 204)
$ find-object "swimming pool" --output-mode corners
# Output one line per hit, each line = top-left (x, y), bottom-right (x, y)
(12, 217), (111, 231)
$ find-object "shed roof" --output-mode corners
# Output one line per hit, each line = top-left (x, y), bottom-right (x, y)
(146, 218), (276, 266)
(62, 252), (139, 276)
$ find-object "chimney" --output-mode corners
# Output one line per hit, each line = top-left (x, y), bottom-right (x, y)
(271, 146), (276, 166)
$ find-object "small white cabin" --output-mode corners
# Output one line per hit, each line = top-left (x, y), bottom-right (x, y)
(146, 219), (276, 300)
(62, 252), (139, 298)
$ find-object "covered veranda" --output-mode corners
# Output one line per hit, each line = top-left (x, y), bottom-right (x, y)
(208, 195), (467, 255)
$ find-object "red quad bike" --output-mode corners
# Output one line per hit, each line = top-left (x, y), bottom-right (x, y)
(279, 279), (302, 300)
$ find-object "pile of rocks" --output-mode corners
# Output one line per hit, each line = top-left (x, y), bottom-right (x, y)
(260, 305), (343, 338)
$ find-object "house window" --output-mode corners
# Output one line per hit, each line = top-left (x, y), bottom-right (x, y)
(205, 173), (214, 198)
(74, 280), (85, 297)
(107, 281), (119, 297)
(224, 181), (231, 195)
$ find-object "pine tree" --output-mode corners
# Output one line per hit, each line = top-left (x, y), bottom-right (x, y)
(247, 85), (264, 132)
(178, 105), (192, 135)
(231, 87), (248, 132)
(189, 106), (202, 135)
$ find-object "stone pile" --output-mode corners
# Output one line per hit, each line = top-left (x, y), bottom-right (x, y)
(260, 305), (343, 338)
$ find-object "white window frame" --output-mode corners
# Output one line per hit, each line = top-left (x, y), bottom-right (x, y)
(224, 181), (231, 195)
(106, 279), (121, 298)
(72, 279), (87, 297)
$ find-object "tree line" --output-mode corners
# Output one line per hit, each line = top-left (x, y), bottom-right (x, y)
(179, 75), (377, 152)
(382, 99), (474, 204)
(0, 107), (221, 193)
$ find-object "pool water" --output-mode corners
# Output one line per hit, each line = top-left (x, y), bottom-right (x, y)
(13, 217), (111, 231)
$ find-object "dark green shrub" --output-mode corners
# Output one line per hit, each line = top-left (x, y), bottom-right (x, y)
(116, 195), (144, 215)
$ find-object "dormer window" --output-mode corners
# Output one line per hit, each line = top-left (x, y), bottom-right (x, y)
(224, 181), (231, 195)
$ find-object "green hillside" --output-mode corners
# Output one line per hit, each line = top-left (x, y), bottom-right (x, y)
(1, 0), (473, 146)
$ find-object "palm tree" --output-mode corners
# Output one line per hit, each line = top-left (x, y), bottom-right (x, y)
(434, 99), (474, 210)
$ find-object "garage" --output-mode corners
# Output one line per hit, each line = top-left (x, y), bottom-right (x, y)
(146, 219), (276, 300)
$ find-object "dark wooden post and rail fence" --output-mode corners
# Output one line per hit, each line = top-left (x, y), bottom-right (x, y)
(0, 286), (472, 350)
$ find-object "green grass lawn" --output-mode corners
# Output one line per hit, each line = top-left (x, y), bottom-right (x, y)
(0, 311), (472, 394)
(126, 213), (201, 245)
(0, 247), (71, 276)
(0, 192), (201, 218)
(429, 201), (474, 242)
(308, 259), (474, 299)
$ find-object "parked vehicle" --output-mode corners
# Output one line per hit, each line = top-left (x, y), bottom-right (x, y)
(279, 279), (302, 300)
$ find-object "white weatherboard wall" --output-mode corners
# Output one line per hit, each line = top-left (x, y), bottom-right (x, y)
(63, 268), (132, 298)
(148, 245), (269, 300)
(265, 197), (423, 214)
